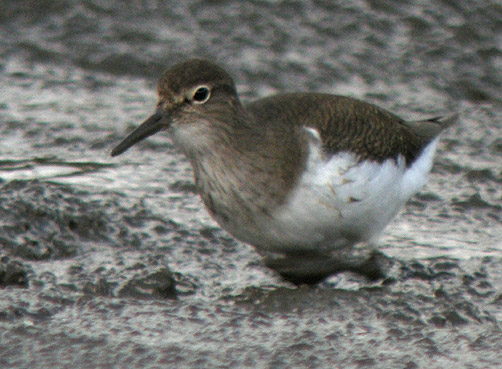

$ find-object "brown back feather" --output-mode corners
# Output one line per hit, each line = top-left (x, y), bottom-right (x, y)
(246, 93), (454, 166)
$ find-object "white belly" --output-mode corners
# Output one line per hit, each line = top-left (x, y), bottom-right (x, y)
(252, 136), (440, 253)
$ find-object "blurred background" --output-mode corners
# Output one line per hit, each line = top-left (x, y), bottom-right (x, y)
(0, 1), (501, 368)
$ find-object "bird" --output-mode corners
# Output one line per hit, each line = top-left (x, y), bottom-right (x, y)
(111, 58), (456, 285)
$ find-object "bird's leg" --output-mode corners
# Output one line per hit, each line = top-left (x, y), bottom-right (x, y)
(264, 250), (386, 285)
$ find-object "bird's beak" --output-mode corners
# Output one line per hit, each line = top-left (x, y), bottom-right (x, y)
(111, 110), (168, 157)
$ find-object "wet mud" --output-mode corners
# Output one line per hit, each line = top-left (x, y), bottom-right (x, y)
(1, 0), (501, 368)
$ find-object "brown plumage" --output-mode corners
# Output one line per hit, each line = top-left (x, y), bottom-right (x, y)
(247, 93), (455, 166)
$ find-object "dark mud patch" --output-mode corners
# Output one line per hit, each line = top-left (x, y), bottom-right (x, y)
(0, 179), (190, 259)
(0, 179), (207, 301)
(117, 267), (177, 299)
(0, 180), (112, 259)
(78, 266), (195, 300)
(464, 168), (502, 184)
(0, 256), (29, 288)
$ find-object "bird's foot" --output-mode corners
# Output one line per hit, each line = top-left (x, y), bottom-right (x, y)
(264, 250), (386, 285)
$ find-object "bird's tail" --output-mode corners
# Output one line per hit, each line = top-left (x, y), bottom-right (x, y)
(405, 113), (459, 141)
(424, 113), (459, 131)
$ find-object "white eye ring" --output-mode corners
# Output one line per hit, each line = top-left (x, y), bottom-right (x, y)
(191, 85), (211, 104)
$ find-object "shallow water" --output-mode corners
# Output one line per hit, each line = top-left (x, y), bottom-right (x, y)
(1, 1), (501, 368)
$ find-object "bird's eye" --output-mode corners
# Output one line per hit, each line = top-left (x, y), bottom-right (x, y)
(191, 86), (211, 104)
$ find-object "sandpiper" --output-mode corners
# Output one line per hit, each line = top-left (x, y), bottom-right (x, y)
(111, 59), (456, 284)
